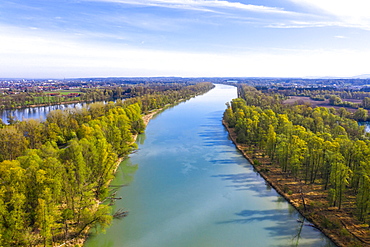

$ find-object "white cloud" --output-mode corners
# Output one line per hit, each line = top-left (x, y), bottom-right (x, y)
(289, 0), (370, 29)
(0, 37), (364, 77)
(267, 20), (339, 29)
(1, 24), (369, 78)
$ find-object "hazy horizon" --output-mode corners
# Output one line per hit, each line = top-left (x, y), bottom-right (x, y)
(1, 1), (370, 78)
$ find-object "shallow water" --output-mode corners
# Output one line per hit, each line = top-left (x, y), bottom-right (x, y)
(84, 84), (335, 247)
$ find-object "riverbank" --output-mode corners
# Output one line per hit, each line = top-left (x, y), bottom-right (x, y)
(1, 99), (87, 111)
(222, 120), (370, 247)
(60, 109), (162, 247)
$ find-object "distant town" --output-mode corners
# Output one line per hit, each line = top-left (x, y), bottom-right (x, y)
(2, 77), (370, 93)
(2, 76), (370, 112)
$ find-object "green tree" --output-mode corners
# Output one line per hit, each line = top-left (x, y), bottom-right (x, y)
(35, 187), (60, 246)
(0, 126), (28, 161)
(356, 173), (370, 222)
(329, 155), (351, 209)
(0, 160), (29, 245)
(288, 135), (307, 178)
(16, 119), (45, 149)
(362, 97), (370, 109)
(266, 125), (277, 160)
(329, 95), (342, 106)
(353, 108), (368, 121)
(337, 107), (350, 118)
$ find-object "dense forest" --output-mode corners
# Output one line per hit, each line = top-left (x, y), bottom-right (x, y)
(0, 82), (213, 246)
(224, 85), (370, 246)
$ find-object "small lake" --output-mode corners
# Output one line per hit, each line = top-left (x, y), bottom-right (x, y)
(84, 84), (335, 247)
(0, 103), (86, 124)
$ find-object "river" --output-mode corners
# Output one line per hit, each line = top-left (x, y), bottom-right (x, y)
(84, 84), (335, 247)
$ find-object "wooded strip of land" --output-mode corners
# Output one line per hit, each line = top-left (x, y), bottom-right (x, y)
(0, 82), (214, 246)
(224, 84), (370, 247)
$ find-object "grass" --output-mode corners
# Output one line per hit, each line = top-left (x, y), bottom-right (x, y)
(51, 90), (82, 95)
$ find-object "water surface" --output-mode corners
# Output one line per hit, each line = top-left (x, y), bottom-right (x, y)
(85, 84), (334, 247)
(0, 103), (86, 123)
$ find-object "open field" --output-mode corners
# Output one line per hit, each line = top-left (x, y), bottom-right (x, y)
(283, 96), (365, 113)
(53, 89), (82, 95)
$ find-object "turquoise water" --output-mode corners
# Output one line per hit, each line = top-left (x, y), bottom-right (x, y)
(85, 84), (335, 247)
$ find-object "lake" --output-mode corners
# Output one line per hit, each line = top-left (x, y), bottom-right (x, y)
(0, 102), (86, 124)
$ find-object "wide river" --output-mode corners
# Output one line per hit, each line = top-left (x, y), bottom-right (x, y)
(83, 84), (334, 247)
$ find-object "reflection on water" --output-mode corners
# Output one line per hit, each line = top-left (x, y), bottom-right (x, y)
(84, 84), (335, 247)
(359, 121), (370, 132)
(0, 103), (86, 124)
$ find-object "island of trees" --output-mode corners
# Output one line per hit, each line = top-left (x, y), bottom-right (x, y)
(223, 85), (370, 246)
(0, 82), (214, 246)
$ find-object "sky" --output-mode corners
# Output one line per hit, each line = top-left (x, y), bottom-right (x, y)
(1, 0), (370, 78)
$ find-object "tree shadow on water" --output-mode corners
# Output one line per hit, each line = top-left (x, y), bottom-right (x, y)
(217, 209), (334, 247)
(265, 218), (335, 247)
(217, 209), (289, 225)
(208, 158), (237, 164)
(212, 173), (278, 198)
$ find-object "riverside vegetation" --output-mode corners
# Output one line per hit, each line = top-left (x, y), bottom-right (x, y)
(0, 82), (200, 111)
(0, 82), (214, 246)
(223, 85), (370, 246)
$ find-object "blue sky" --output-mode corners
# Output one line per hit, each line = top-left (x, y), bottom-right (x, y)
(1, 0), (370, 78)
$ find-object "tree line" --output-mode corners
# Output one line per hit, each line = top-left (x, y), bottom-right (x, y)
(273, 88), (370, 100)
(0, 82), (213, 246)
(0, 82), (200, 110)
(267, 87), (370, 112)
(224, 85), (370, 226)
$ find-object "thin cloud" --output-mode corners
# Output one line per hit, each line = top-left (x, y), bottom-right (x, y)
(1, 25), (369, 78)
(2, 1), (370, 78)
(85, 0), (300, 15)
(267, 20), (339, 29)
(82, 0), (334, 30)
(288, 0), (370, 30)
